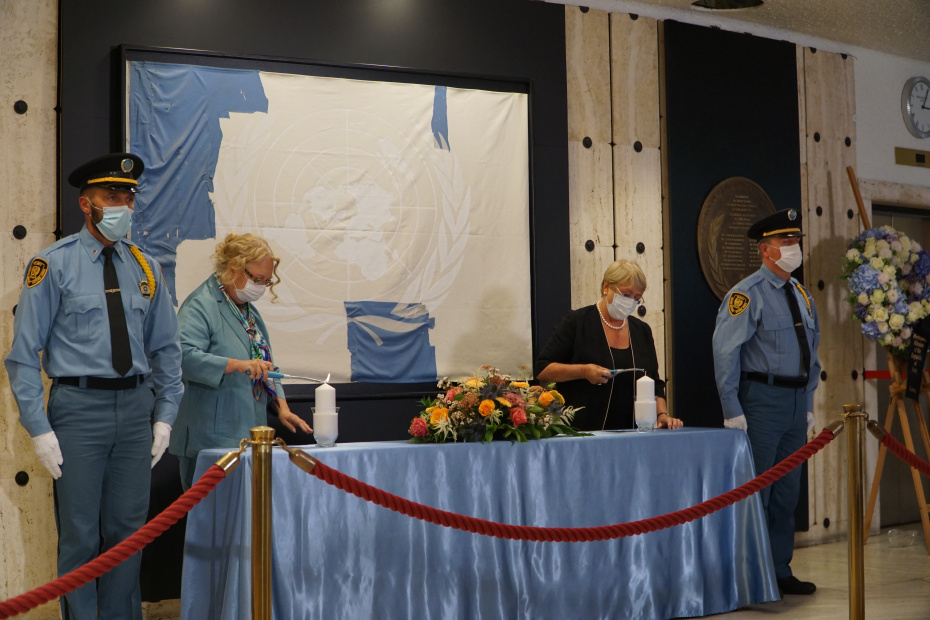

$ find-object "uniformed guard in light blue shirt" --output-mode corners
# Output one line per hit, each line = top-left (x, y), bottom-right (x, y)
(712, 208), (820, 597)
(4, 153), (183, 620)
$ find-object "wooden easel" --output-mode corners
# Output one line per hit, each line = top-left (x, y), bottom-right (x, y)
(862, 351), (930, 553)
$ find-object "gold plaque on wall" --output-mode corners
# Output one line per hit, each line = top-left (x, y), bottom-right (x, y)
(697, 177), (775, 301)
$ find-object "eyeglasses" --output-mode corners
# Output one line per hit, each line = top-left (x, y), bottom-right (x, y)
(244, 267), (274, 287)
(612, 287), (643, 304)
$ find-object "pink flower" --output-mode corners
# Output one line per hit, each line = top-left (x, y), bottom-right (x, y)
(409, 417), (429, 437)
(510, 408), (527, 426)
(502, 392), (526, 409)
(446, 387), (461, 400)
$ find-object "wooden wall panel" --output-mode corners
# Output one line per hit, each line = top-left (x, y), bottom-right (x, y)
(570, 246), (616, 309)
(0, 0), (62, 613)
(566, 8), (666, 380)
(566, 6), (611, 144)
(566, 6), (613, 308)
(610, 15), (665, 378)
(568, 141), (614, 249)
(613, 144), (665, 371)
(610, 13), (660, 150)
(797, 48), (864, 547)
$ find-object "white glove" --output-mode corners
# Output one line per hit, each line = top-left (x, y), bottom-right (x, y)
(723, 415), (748, 431)
(807, 411), (815, 435)
(151, 422), (172, 468)
(33, 431), (63, 480)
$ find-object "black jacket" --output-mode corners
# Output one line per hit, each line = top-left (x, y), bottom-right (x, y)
(535, 305), (665, 430)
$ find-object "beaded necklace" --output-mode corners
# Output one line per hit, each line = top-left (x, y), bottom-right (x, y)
(597, 301), (626, 330)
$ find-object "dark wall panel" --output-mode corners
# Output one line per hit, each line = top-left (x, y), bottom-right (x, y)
(664, 21), (802, 429)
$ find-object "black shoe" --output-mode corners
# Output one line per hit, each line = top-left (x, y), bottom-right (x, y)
(777, 576), (817, 595)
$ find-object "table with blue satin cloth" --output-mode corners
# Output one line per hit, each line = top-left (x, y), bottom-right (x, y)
(182, 428), (779, 619)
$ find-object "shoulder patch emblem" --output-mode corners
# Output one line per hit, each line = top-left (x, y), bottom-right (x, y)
(26, 258), (49, 288)
(139, 280), (152, 300)
(728, 292), (750, 316)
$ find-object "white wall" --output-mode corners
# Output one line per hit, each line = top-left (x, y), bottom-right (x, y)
(855, 49), (930, 187)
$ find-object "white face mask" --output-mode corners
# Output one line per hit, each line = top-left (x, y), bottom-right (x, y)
(607, 291), (639, 321)
(768, 243), (803, 273)
(235, 278), (266, 303)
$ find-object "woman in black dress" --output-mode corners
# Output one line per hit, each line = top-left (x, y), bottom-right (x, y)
(535, 260), (683, 431)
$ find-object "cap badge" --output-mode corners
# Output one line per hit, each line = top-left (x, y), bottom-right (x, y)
(121, 158), (134, 173)
(788, 209), (797, 221)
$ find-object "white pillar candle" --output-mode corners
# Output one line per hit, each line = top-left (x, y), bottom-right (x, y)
(636, 375), (654, 401)
(634, 375), (656, 431)
(315, 382), (336, 413)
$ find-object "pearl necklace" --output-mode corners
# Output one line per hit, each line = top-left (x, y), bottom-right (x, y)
(597, 302), (625, 330)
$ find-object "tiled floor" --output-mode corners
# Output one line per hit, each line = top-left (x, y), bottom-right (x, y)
(711, 523), (930, 619)
(104, 525), (930, 620)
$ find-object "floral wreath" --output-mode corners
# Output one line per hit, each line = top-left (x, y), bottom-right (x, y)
(843, 225), (930, 358)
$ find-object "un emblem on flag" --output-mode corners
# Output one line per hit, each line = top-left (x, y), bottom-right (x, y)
(728, 292), (750, 316)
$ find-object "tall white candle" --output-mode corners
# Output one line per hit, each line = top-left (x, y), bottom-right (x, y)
(636, 375), (654, 401)
(634, 375), (656, 431)
(315, 382), (336, 413)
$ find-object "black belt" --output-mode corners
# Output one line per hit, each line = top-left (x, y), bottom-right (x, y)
(742, 372), (808, 389)
(54, 375), (145, 390)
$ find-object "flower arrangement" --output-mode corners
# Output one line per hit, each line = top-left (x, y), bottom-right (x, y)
(843, 225), (930, 358)
(409, 366), (587, 443)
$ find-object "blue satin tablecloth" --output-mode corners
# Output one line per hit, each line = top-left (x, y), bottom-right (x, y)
(182, 429), (779, 619)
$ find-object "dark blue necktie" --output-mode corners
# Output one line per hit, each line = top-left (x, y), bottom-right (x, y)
(102, 247), (133, 376)
(784, 283), (811, 378)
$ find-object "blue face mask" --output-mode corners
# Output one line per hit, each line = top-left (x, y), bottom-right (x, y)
(89, 201), (133, 241)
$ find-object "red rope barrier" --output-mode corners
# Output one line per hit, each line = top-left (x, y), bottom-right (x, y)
(305, 428), (838, 542)
(0, 465), (227, 619)
(877, 431), (930, 479)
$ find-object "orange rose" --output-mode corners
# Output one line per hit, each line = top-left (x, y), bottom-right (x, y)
(478, 399), (496, 416)
(538, 391), (554, 407)
(429, 407), (449, 426)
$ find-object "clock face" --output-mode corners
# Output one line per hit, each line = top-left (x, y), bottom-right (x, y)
(902, 76), (930, 139)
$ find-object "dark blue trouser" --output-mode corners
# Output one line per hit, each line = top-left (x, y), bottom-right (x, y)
(49, 383), (155, 620)
(738, 379), (807, 580)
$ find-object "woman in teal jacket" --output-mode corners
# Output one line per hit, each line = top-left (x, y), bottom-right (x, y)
(168, 233), (311, 489)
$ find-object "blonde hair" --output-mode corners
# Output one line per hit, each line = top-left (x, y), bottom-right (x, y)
(213, 233), (281, 302)
(601, 259), (647, 294)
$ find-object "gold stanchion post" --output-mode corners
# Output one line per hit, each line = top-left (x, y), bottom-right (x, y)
(843, 404), (868, 620)
(250, 426), (275, 620)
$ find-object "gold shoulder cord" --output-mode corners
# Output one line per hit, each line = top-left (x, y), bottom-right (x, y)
(128, 245), (156, 298)
(794, 282), (811, 314)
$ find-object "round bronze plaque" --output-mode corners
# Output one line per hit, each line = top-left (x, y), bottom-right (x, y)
(697, 177), (776, 301)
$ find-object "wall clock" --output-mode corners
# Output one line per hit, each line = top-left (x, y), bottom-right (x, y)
(902, 76), (930, 139)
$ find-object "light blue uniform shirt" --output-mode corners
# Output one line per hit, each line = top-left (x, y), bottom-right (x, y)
(5, 226), (184, 437)
(712, 264), (820, 420)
